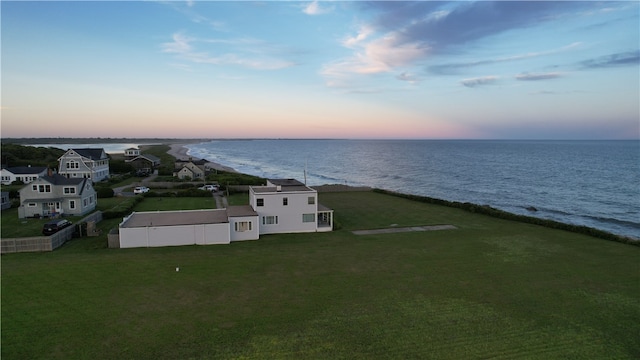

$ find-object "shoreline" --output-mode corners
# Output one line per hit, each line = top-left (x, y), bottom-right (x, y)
(166, 142), (238, 173)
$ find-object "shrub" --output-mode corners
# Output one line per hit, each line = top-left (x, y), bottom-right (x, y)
(95, 187), (115, 198)
(176, 189), (212, 197)
(372, 188), (637, 246)
(102, 195), (144, 219)
(157, 167), (174, 176)
(175, 183), (197, 189)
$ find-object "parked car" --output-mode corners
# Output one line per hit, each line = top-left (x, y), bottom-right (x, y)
(42, 219), (72, 236)
(135, 169), (151, 177)
(133, 186), (150, 194)
(198, 184), (219, 192)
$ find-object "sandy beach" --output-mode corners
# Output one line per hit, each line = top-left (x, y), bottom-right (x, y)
(166, 142), (237, 173)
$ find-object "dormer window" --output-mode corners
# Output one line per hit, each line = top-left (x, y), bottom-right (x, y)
(34, 184), (51, 193)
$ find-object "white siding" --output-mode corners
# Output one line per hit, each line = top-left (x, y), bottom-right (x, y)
(252, 190), (318, 235)
(229, 216), (259, 241)
(119, 223), (230, 248)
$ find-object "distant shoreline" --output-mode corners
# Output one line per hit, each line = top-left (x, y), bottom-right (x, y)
(164, 142), (237, 173)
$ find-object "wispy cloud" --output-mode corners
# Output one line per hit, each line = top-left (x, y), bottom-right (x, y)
(460, 76), (498, 88)
(161, 32), (296, 70)
(322, 1), (596, 88)
(396, 72), (421, 84)
(515, 72), (563, 81)
(162, 1), (226, 31)
(429, 43), (582, 75)
(528, 90), (588, 96)
(369, 1), (595, 53)
(342, 25), (374, 48)
(580, 50), (640, 69)
(302, 1), (332, 15)
(321, 30), (429, 87)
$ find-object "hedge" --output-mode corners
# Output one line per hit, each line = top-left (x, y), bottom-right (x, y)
(372, 188), (638, 246)
(102, 195), (144, 219)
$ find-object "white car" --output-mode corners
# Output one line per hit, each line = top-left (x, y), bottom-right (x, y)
(198, 184), (219, 192)
(133, 186), (150, 194)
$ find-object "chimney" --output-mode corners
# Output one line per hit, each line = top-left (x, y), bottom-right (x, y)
(47, 168), (53, 177)
(276, 185), (282, 192)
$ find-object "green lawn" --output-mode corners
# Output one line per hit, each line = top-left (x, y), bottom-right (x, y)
(133, 196), (217, 211)
(2, 191), (639, 359)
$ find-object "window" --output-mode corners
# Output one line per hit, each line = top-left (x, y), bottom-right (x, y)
(283, 197), (288, 206)
(37, 185), (51, 193)
(32, 185), (38, 191)
(308, 196), (315, 205)
(262, 216), (278, 225)
(303, 213), (315, 223)
(66, 161), (79, 169)
(256, 198), (264, 207)
(28, 203), (37, 207)
(64, 187), (76, 194)
(235, 221), (252, 232)
(69, 200), (76, 209)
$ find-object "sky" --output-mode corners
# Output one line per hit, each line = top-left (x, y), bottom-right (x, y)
(1, 1), (639, 140)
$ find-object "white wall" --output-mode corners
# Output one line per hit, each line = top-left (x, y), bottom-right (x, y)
(253, 191), (318, 235)
(119, 223), (230, 248)
(229, 216), (259, 241)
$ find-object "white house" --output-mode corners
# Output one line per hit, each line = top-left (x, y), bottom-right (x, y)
(116, 179), (332, 248)
(174, 161), (205, 180)
(124, 147), (140, 157)
(0, 166), (48, 185)
(249, 179), (333, 234)
(17, 174), (97, 218)
(58, 148), (110, 182)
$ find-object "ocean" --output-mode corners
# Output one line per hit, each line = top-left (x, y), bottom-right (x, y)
(186, 139), (640, 238)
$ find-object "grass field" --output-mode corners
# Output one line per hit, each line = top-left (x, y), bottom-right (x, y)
(2, 191), (639, 359)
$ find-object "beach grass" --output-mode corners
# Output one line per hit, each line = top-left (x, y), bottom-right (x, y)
(2, 191), (639, 359)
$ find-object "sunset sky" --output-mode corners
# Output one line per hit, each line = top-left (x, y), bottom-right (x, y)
(2, 1), (639, 139)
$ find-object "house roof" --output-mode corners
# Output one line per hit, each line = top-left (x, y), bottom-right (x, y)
(70, 148), (107, 160)
(120, 209), (229, 228)
(251, 178), (315, 193)
(268, 179), (306, 187)
(39, 174), (86, 186)
(126, 154), (160, 163)
(252, 185), (314, 193)
(3, 166), (48, 175)
(226, 205), (258, 217)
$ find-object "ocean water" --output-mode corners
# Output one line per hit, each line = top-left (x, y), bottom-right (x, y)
(186, 140), (640, 238)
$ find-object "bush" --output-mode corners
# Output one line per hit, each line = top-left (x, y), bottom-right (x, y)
(158, 167), (174, 176)
(176, 189), (212, 197)
(207, 171), (264, 186)
(175, 183), (197, 189)
(95, 187), (115, 198)
(109, 159), (135, 174)
(372, 188), (637, 246)
(102, 195), (144, 219)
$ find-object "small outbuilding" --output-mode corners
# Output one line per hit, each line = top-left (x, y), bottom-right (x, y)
(118, 207), (259, 248)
